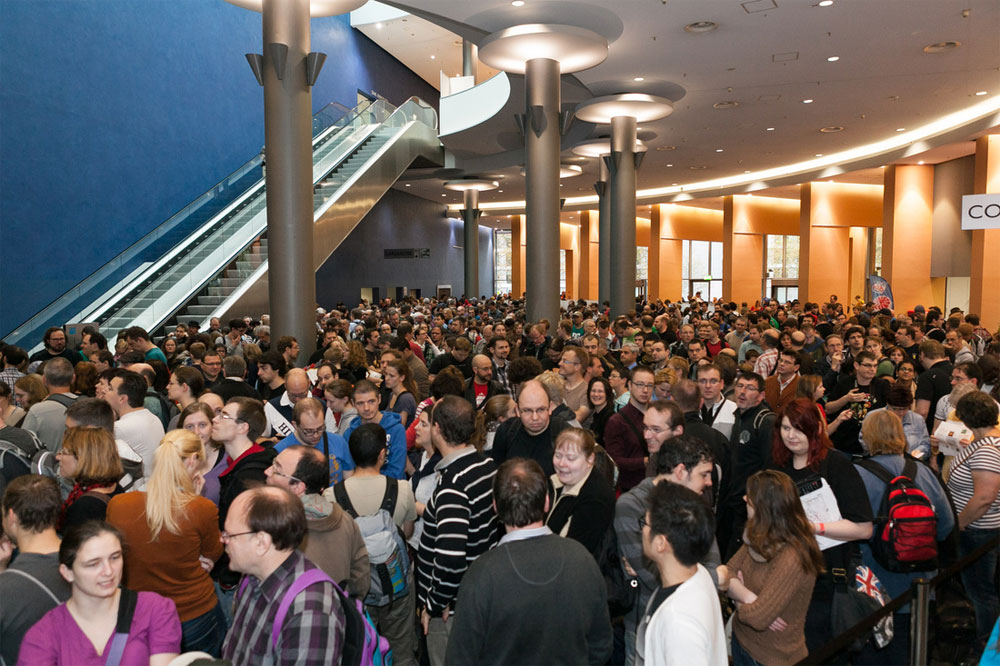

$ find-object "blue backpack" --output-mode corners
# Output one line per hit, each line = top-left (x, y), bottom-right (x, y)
(239, 567), (392, 666)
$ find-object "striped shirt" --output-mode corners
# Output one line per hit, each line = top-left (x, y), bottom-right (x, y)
(416, 448), (499, 615)
(222, 550), (345, 666)
(947, 436), (1000, 530)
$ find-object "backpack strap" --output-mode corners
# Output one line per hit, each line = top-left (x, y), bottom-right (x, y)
(44, 393), (77, 408)
(0, 568), (61, 604)
(379, 478), (399, 516)
(856, 458), (894, 485)
(271, 568), (334, 649)
(105, 587), (138, 666)
(332, 481), (358, 518)
(902, 458), (918, 481)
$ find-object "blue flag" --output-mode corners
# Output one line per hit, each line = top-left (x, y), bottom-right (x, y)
(870, 275), (894, 311)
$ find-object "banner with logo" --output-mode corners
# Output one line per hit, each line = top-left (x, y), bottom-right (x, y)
(870, 275), (894, 311)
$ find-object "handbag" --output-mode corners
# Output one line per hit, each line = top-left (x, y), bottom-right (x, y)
(830, 562), (893, 651)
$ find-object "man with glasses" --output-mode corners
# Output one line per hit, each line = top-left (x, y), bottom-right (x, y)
(491, 380), (570, 476)
(695, 364), (738, 440)
(222, 486), (346, 666)
(265, 367), (311, 439)
(274, 398), (354, 485)
(718, 371), (775, 559)
(826, 351), (890, 455)
(27, 326), (82, 372)
(211, 396), (276, 616)
(265, 444), (369, 599)
(199, 350), (223, 389)
(604, 366), (656, 492)
(932, 361), (991, 435)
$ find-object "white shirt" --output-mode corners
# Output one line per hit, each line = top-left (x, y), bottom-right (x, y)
(640, 564), (727, 666)
(114, 408), (165, 478)
(705, 397), (738, 441)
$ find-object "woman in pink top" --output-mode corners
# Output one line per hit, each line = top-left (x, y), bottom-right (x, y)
(18, 521), (181, 666)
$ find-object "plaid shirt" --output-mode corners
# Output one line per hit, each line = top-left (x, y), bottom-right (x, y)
(223, 550), (345, 666)
(0, 368), (24, 405)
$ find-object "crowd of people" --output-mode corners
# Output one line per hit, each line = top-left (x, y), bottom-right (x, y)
(0, 293), (999, 665)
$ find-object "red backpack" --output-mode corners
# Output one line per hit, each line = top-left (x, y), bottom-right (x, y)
(857, 458), (939, 573)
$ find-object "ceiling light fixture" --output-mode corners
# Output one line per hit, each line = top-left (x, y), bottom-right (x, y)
(827, 55), (839, 62)
(820, 126), (844, 133)
(815, 153), (823, 157)
(918, 161), (925, 165)
(633, 76), (645, 82)
(511, 0), (525, 5)
(976, 91), (988, 96)
(375, 22), (384, 29)
(766, 127), (775, 131)
(684, 21), (718, 33)
(802, 99), (814, 104)
(715, 149), (724, 152)
(713, 100), (740, 109)
(404, 183), (411, 187)
(430, 55), (435, 60)
(923, 41), (961, 53)
(656, 145), (677, 151)
(896, 127), (905, 132)
(818, 0), (833, 6)
(666, 164), (674, 167)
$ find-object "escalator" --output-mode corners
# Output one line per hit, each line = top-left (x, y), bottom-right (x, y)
(7, 96), (442, 351)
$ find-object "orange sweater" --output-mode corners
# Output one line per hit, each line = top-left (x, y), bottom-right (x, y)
(106, 491), (223, 622)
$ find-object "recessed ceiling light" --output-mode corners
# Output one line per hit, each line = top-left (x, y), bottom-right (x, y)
(744, 170), (751, 173)
(802, 99), (814, 104)
(713, 100), (740, 109)
(818, 0), (833, 6)
(684, 21), (718, 33)
(923, 41), (961, 54)
(976, 90), (988, 96)
(689, 165), (708, 170)
(441, 193), (447, 196)
(815, 153), (823, 157)
(656, 145), (677, 151)
(633, 76), (645, 82)
(766, 127), (776, 131)
(404, 183), (411, 187)
(820, 126), (844, 133)
(375, 22), (384, 29)
(498, 189), (504, 193)
(918, 161), (925, 165)
(666, 164), (674, 167)
(511, 0), (524, 5)
(896, 127), (906, 132)
(827, 56), (840, 62)
(715, 149), (724, 153)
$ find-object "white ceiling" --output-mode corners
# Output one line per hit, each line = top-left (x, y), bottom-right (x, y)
(355, 0), (1000, 215)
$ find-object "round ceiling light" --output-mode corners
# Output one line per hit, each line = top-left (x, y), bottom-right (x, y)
(656, 145), (677, 151)
(478, 24), (609, 74)
(571, 138), (647, 157)
(923, 41), (961, 54)
(819, 126), (844, 133)
(518, 164), (584, 178)
(684, 21), (718, 33)
(443, 179), (500, 192)
(713, 100), (740, 109)
(575, 93), (674, 123)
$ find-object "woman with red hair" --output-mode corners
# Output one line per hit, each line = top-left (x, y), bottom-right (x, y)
(770, 397), (874, 653)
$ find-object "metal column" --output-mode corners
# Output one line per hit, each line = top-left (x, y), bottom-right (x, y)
(462, 40), (476, 79)
(261, 0), (316, 365)
(462, 189), (481, 299)
(606, 115), (638, 317)
(523, 57), (561, 324)
(596, 158), (611, 305)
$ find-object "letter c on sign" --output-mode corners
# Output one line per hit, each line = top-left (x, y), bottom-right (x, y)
(971, 205), (983, 219)
(970, 204), (1000, 219)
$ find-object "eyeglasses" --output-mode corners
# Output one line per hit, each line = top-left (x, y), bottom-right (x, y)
(631, 381), (654, 390)
(220, 530), (256, 544)
(858, 363), (878, 369)
(297, 425), (325, 437)
(270, 469), (303, 485)
(216, 412), (243, 423)
(636, 516), (651, 531)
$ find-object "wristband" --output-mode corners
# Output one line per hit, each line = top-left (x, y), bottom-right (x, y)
(818, 522), (825, 536)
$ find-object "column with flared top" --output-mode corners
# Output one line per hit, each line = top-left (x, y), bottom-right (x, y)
(445, 179), (499, 300)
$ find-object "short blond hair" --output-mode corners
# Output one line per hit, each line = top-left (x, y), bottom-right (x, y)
(861, 410), (906, 456)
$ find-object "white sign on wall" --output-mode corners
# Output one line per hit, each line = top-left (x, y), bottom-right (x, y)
(961, 193), (1000, 230)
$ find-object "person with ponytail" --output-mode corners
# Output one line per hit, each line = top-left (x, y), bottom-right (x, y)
(105, 430), (225, 656)
(720, 469), (825, 665)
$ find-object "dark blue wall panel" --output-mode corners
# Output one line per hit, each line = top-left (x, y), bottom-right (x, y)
(316, 189), (494, 306)
(0, 0), (438, 337)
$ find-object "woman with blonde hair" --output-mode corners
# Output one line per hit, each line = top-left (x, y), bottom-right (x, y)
(177, 401), (227, 506)
(721, 469), (825, 665)
(57, 425), (124, 532)
(106, 429), (225, 656)
(546, 427), (616, 558)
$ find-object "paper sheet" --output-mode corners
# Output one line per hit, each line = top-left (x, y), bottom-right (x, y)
(933, 421), (973, 457)
(799, 478), (843, 551)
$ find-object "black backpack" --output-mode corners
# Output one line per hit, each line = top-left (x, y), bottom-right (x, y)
(857, 458), (939, 572)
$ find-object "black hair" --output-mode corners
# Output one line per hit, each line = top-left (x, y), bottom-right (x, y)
(645, 482), (715, 567)
(348, 423), (387, 468)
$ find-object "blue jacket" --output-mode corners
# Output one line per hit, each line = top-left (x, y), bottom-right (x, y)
(342, 410), (407, 479)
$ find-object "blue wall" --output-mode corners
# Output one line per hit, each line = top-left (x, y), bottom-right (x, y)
(0, 0), (439, 338)
(317, 189), (495, 306)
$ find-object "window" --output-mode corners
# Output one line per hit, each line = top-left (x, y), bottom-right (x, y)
(560, 250), (566, 296)
(765, 235), (799, 279)
(680, 240), (723, 301)
(494, 230), (512, 295)
(637, 246), (648, 280)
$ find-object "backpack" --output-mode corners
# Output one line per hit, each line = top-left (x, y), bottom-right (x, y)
(857, 458), (939, 572)
(0, 434), (39, 494)
(333, 479), (411, 608)
(594, 524), (638, 618)
(239, 568), (392, 666)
